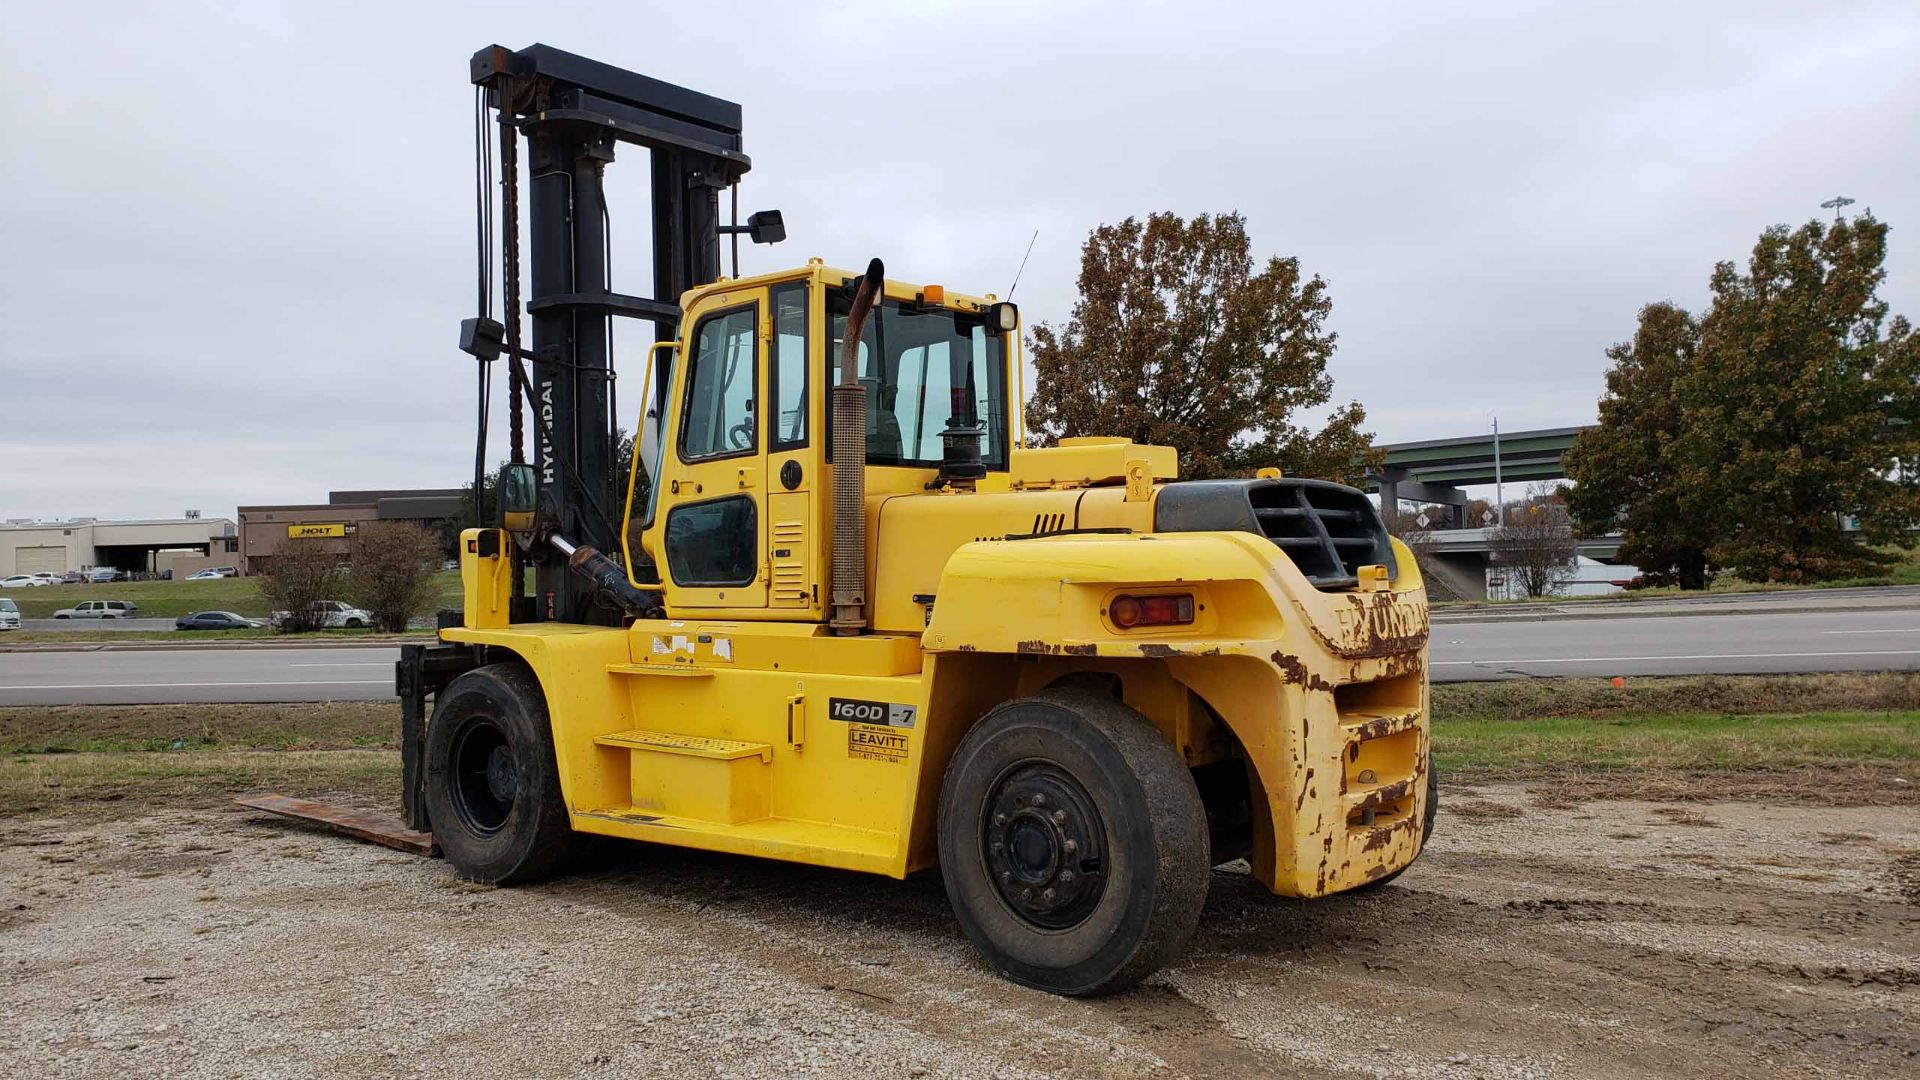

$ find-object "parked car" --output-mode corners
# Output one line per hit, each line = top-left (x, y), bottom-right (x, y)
(52, 600), (138, 619)
(0, 598), (19, 631)
(270, 600), (374, 629)
(29, 572), (61, 586)
(176, 610), (264, 631)
(85, 567), (119, 583)
(0, 575), (46, 589)
(60, 571), (85, 584)
(186, 567), (239, 580)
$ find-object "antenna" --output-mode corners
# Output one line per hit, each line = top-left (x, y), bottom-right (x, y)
(1005, 229), (1039, 301)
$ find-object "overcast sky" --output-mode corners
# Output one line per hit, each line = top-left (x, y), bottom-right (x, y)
(3, 0), (1915, 523)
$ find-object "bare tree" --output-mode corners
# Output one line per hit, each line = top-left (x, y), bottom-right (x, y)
(1385, 507), (1462, 601)
(1490, 485), (1577, 598)
(347, 521), (444, 633)
(262, 540), (342, 633)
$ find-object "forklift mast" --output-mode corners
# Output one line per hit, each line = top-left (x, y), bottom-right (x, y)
(465, 44), (771, 625)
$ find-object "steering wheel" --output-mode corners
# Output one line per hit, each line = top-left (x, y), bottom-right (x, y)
(727, 419), (753, 450)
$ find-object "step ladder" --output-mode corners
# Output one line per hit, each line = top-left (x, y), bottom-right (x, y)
(594, 729), (773, 824)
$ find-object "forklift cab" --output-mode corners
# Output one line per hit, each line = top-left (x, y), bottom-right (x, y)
(628, 264), (1014, 622)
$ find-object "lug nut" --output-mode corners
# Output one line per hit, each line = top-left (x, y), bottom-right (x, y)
(993, 813), (1007, 826)
(1000, 871), (1011, 883)
(1020, 888), (1032, 900)
(1064, 839), (1077, 854)
(1052, 809), (1067, 823)
(1060, 870), (1074, 884)
(991, 841), (1004, 853)
(1032, 793), (1047, 807)
(1042, 888), (1056, 901)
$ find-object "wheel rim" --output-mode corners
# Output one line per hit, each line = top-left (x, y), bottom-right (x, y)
(450, 718), (516, 835)
(981, 762), (1107, 930)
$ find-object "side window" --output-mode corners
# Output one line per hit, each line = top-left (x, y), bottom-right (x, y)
(680, 306), (758, 460)
(769, 284), (808, 450)
(665, 495), (758, 587)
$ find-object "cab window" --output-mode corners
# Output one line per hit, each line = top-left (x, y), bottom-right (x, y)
(680, 306), (758, 461)
(824, 294), (1007, 469)
(769, 284), (808, 450)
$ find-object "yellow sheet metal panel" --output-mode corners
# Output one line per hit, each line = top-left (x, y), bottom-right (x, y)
(871, 488), (1084, 633)
(457, 528), (513, 630)
(1008, 440), (1177, 489)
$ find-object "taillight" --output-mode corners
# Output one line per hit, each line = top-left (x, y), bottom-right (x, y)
(1108, 593), (1194, 629)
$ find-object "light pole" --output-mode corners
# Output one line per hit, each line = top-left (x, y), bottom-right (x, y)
(1491, 414), (1504, 527)
(1821, 195), (1855, 222)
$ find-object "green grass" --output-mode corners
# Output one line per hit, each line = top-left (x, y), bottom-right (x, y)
(3, 570), (463, 620)
(1434, 710), (1920, 772)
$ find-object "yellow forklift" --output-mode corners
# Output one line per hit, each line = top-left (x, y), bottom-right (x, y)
(395, 44), (1432, 996)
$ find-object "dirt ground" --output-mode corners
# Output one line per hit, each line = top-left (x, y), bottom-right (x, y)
(2, 782), (1915, 1080)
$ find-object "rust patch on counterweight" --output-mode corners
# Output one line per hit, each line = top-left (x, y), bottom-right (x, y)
(1270, 651), (1334, 692)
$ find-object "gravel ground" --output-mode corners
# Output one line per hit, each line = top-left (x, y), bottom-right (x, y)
(2, 783), (1916, 1079)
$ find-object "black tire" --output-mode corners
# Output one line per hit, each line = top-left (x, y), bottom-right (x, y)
(1347, 752), (1438, 893)
(937, 688), (1209, 996)
(53, 614), (68, 620)
(424, 662), (579, 885)
(344, 618), (365, 629)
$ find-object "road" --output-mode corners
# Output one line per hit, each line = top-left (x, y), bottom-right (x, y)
(1431, 604), (1920, 681)
(3, 600), (1920, 704)
(0, 647), (398, 706)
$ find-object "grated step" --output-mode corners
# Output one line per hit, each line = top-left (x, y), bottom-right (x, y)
(594, 730), (772, 762)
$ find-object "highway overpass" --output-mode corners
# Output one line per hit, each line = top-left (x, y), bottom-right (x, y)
(1363, 426), (1588, 529)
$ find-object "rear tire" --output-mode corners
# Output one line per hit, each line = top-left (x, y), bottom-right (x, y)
(424, 662), (579, 885)
(937, 688), (1209, 996)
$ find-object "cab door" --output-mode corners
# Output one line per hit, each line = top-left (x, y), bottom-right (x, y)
(658, 287), (770, 609)
(763, 280), (819, 617)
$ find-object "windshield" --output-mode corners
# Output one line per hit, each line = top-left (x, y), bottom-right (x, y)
(826, 294), (1009, 469)
(0, 600), (17, 613)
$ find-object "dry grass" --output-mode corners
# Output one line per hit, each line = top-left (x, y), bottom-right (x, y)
(0, 749), (400, 819)
(1432, 671), (1920, 722)
(0, 701), (397, 754)
(3, 675), (1918, 821)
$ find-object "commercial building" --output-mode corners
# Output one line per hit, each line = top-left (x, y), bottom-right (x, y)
(0, 516), (240, 579)
(237, 489), (464, 574)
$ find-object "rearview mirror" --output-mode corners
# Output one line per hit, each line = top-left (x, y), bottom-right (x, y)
(499, 463), (536, 533)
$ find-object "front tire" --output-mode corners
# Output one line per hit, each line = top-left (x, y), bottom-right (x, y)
(937, 689), (1209, 996)
(424, 663), (579, 885)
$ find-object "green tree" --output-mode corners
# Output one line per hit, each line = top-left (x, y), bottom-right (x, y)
(1684, 214), (1920, 582)
(1026, 212), (1375, 482)
(1563, 302), (1715, 589)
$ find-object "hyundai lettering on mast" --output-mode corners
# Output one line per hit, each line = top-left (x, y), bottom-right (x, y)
(459, 43), (785, 625)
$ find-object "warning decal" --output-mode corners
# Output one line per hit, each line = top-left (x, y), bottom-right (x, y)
(847, 724), (909, 763)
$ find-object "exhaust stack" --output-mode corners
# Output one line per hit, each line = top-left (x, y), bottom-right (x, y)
(830, 259), (885, 635)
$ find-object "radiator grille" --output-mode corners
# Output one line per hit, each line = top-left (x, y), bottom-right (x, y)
(1247, 482), (1394, 589)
